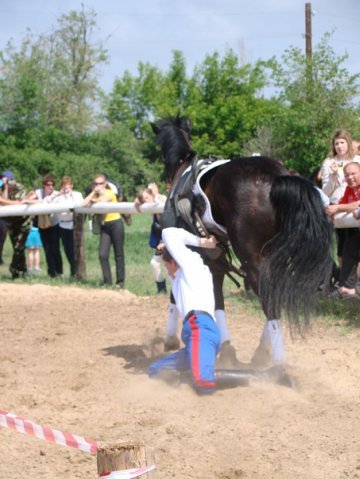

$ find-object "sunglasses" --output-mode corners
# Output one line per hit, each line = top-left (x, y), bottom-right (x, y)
(94, 181), (105, 185)
(44, 183), (55, 187)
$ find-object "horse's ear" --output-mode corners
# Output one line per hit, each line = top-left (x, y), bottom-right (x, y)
(180, 118), (192, 134)
(150, 122), (159, 134)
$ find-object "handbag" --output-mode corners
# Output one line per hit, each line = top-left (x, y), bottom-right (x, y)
(37, 214), (52, 229)
(91, 214), (102, 235)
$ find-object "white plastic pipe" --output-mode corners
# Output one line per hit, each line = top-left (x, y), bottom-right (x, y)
(0, 202), (164, 217)
(333, 212), (360, 229)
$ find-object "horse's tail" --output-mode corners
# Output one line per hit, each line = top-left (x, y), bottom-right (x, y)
(259, 175), (333, 334)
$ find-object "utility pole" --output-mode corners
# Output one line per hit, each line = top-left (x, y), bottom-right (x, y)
(305, 2), (312, 59)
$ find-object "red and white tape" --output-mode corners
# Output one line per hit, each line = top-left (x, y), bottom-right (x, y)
(0, 410), (155, 478)
(99, 465), (155, 478)
(0, 410), (97, 454)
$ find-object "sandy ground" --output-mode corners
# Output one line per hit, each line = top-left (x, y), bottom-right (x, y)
(0, 283), (359, 479)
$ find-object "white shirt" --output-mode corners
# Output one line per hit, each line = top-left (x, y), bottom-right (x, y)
(162, 227), (215, 320)
(52, 191), (83, 229)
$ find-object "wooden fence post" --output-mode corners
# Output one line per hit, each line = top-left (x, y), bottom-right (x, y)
(96, 440), (155, 477)
(73, 212), (86, 280)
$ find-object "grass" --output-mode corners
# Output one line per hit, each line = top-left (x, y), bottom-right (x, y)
(0, 215), (359, 328)
(0, 214), (158, 295)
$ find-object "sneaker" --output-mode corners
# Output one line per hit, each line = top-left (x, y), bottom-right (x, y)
(34, 268), (42, 273)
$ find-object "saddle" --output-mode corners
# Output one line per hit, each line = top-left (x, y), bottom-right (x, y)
(160, 157), (245, 286)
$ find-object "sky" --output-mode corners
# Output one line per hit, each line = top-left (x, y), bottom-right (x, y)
(0, 0), (359, 95)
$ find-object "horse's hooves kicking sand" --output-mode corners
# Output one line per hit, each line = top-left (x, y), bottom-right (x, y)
(217, 341), (238, 368)
(164, 335), (180, 351)
(215, 366), (295, 390)
(251, 344), (272, 369)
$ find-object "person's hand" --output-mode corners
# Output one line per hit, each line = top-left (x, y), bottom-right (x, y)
(330, 160), (339, 175)
(20, 198), (32, 204)
(200, 235), (218, 249)
(134, 197), (142, 212)
(353, 208), (360, 220)
(156, 242), (165, 252)
(325, 204), (339, 218)
(148, 182), (159, 196)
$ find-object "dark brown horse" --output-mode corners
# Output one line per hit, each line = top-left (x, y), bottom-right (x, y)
(151, 116), (333, 367)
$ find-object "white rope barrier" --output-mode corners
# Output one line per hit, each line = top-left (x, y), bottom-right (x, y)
(0, 202), (164, 217)
(333, 212), (360, 229)
(0, 202), (358, 227)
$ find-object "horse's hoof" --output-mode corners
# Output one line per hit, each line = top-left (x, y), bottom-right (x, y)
(277, 371), (296, 389)
(266, 366), (296, 389)
(217, 341), (237, 368)
(164, 335), (180, 352)
(251, 344), (272, 369)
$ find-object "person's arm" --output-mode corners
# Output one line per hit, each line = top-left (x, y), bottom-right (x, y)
(162, 227), (217, 266)
(321, 158), (340, 197)
(83, 186), (113, 207)
(21, 189), (43, 204)
(0, 196), (21, 206)
(1, 177), (9, 200)
(326, 202), (360, 217)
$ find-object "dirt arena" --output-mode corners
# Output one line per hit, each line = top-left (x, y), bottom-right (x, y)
(0, 284), (359, 479)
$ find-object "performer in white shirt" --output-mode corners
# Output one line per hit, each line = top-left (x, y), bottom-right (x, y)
(148, 227), (221, 393)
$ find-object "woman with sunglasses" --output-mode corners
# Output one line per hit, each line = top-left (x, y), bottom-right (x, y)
(83, 174), (125, 288)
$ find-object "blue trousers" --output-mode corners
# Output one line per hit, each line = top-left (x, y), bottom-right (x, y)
(148, 312), (221, 393)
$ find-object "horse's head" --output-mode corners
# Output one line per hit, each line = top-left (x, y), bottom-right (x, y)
(150, 116), (196, 182)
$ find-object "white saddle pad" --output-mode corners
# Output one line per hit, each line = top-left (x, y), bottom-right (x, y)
(193, 159), (230, 235)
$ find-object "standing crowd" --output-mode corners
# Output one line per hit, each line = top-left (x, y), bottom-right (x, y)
(0, 172), (130, 288)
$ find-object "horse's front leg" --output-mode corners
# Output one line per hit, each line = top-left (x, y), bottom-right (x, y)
(207, 266), (237, 367)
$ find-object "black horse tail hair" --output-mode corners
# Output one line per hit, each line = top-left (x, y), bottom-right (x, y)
(259, 175), (334, 335)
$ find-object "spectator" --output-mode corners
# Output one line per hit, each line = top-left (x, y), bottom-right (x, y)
(83, 174), (125, 288)
(51, 176), (83, 278)
(321, 129), (360, 266)
(25, 221), (43, 273)
(0, 170), (31, 278)
(26, 174), (63, 278)
(135, 182), (167, 294)
(326, 162), (360, 298)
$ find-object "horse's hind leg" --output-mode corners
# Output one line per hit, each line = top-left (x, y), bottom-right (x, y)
(251, 319), (285, 368)
(231, 247), (286, 368)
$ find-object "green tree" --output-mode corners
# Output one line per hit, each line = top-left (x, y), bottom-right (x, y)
(107, 63), (163, 139)
(0, 33), (48, 145)
(267, 33), (360, 173)
(0, 6), (107, 140)
(41, 6), (108, 133)
(185, 50), (278, 157)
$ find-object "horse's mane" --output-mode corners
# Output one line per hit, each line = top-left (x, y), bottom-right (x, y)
(151, 117), (197, 174)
